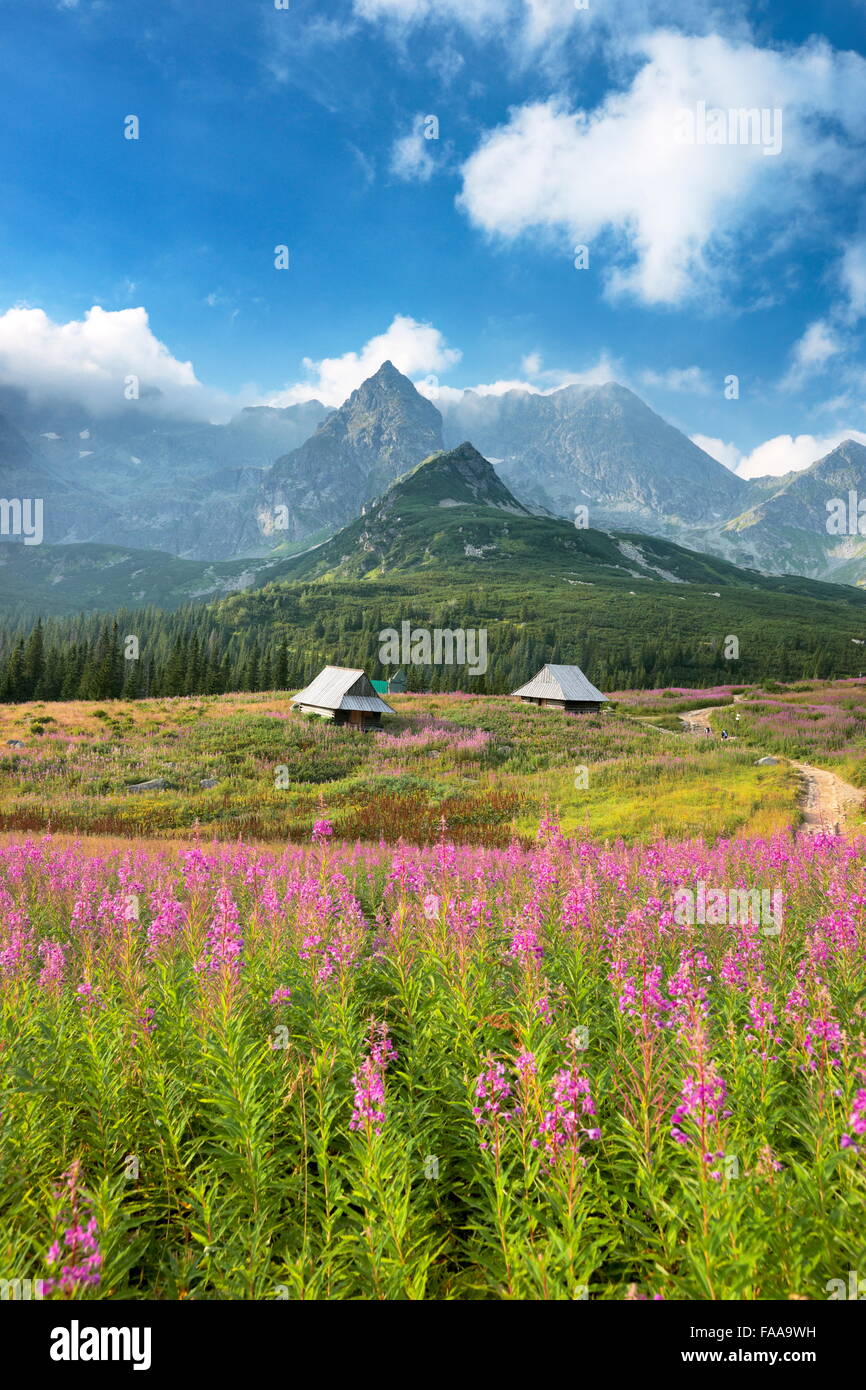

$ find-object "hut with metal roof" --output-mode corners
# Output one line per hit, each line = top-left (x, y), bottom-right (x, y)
(512, 664), (606, 713)
(291, 666), (395, 729)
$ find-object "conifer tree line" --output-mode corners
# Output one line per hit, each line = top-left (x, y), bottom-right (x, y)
(0, 582), (854, 704)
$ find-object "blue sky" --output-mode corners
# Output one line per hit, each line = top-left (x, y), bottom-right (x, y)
(2, 0), (866, 476)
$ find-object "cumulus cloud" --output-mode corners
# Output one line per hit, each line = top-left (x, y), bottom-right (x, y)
(390, 115), (437, 183)
(698, 430), (866, 480)
(457, 33), (866, 306)
(0, 304), (228, 419)
(780, 319), (843, 390)
(690, 434), (742, 471)
(265, 314), (462, 407)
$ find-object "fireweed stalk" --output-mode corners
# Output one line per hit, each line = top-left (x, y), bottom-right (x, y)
(43, 1159), (102, 1297)
(533, 1035), (600, 1295)
(472, 1052), (518, 1294)
(345, 1021), (426, 1297)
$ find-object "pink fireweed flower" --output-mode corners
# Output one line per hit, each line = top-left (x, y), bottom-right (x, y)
(0, 908), (32, 980)
(745, 985), (781, 1062)
(299, 927), (360, 984)
(37, 940), (66, 995)
(349, 1023), (398, 1136)
(311, 818), (334, 844)
(75, 980), (104, 1014)
(803, 1014), (843, 1071)
(145, 893), (187, 957)
(515, 1051), (537, 1079)
(666, 948), (712, 1036)
(180, 845), (214, 889)
(670, 1064), (731, 1177)
(720, 920), (766, 991)
(43, 1160), (102, 1297)
(473, 1057), (516, 1149)
(269, 987), (292, 1006)
(841, 1089), (866, 1153)
(617, 962), (670, 1032)
(535, 1063), (600, 1164)
(194, 885), (244, 978)
(508, 923), (543, 962)
(535, 995), (552, 1026)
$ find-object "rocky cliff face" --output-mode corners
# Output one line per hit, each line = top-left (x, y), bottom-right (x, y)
(0, 412), (111, 544)
(255, 361), (444, 543)
(440, 381), (747, 530)
(2, 393), (330, 559)
(704, 440), (866, 583)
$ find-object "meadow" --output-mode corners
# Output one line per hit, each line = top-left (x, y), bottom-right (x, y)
(0, 689), (797, 847)
(612, 678), (866, 787)
(2, 682), (864, 1303)
(1, 825), (864, 1300)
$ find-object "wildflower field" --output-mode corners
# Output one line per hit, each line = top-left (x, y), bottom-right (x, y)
(0, 688), (798, 845)
(610, 677), (866, 781)
(2, 823), (865, 1301)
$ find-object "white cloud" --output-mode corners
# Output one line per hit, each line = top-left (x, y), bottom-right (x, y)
(839, 239), (866, 323)
(641, 365), (711, 393)
(266, 314), (462, 407)
(422, 352), (619, 404)
(0, 304), (224, 418)
(353, 0), (502, 31)
(520, 351), (542, 376)
(390, 116), (437, 183)
(353, 0), (738, 59)
(690, 434), (742, 470)
(709, 430), (866, 479)
(780, 318), (843, 390)
(458, 33), (866, 305)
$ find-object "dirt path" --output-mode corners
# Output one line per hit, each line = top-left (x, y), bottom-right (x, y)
(677, 697), (861, 835)
(789, 761), (862, 836)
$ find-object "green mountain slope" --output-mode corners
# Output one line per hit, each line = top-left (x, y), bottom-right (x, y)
(5, 442), (866, 700)
(273, 443), (866, 604)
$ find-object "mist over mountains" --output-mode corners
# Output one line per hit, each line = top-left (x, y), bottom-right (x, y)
(1, 362), (864, 613)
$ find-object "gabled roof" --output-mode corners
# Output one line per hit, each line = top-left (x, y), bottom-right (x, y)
(512, 664), (606, 703)
(292, 665), (395, 714)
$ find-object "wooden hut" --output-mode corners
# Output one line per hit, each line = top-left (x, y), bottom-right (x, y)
(291, 666), (395, 729)
(512, 663), (606, 713)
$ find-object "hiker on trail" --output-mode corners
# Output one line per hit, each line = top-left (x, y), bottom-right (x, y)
(705, 726), (711, 736)
(721, 729), (729, 740)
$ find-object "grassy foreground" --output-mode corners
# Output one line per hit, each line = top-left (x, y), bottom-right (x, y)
(1, 827), (864, 1300)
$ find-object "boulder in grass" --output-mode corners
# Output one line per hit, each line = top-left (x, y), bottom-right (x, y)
(755, 756), (779, 766)
(129, 778), (168, 793)
(6, 739), (24, 748)
(200, 777), (219, 788)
